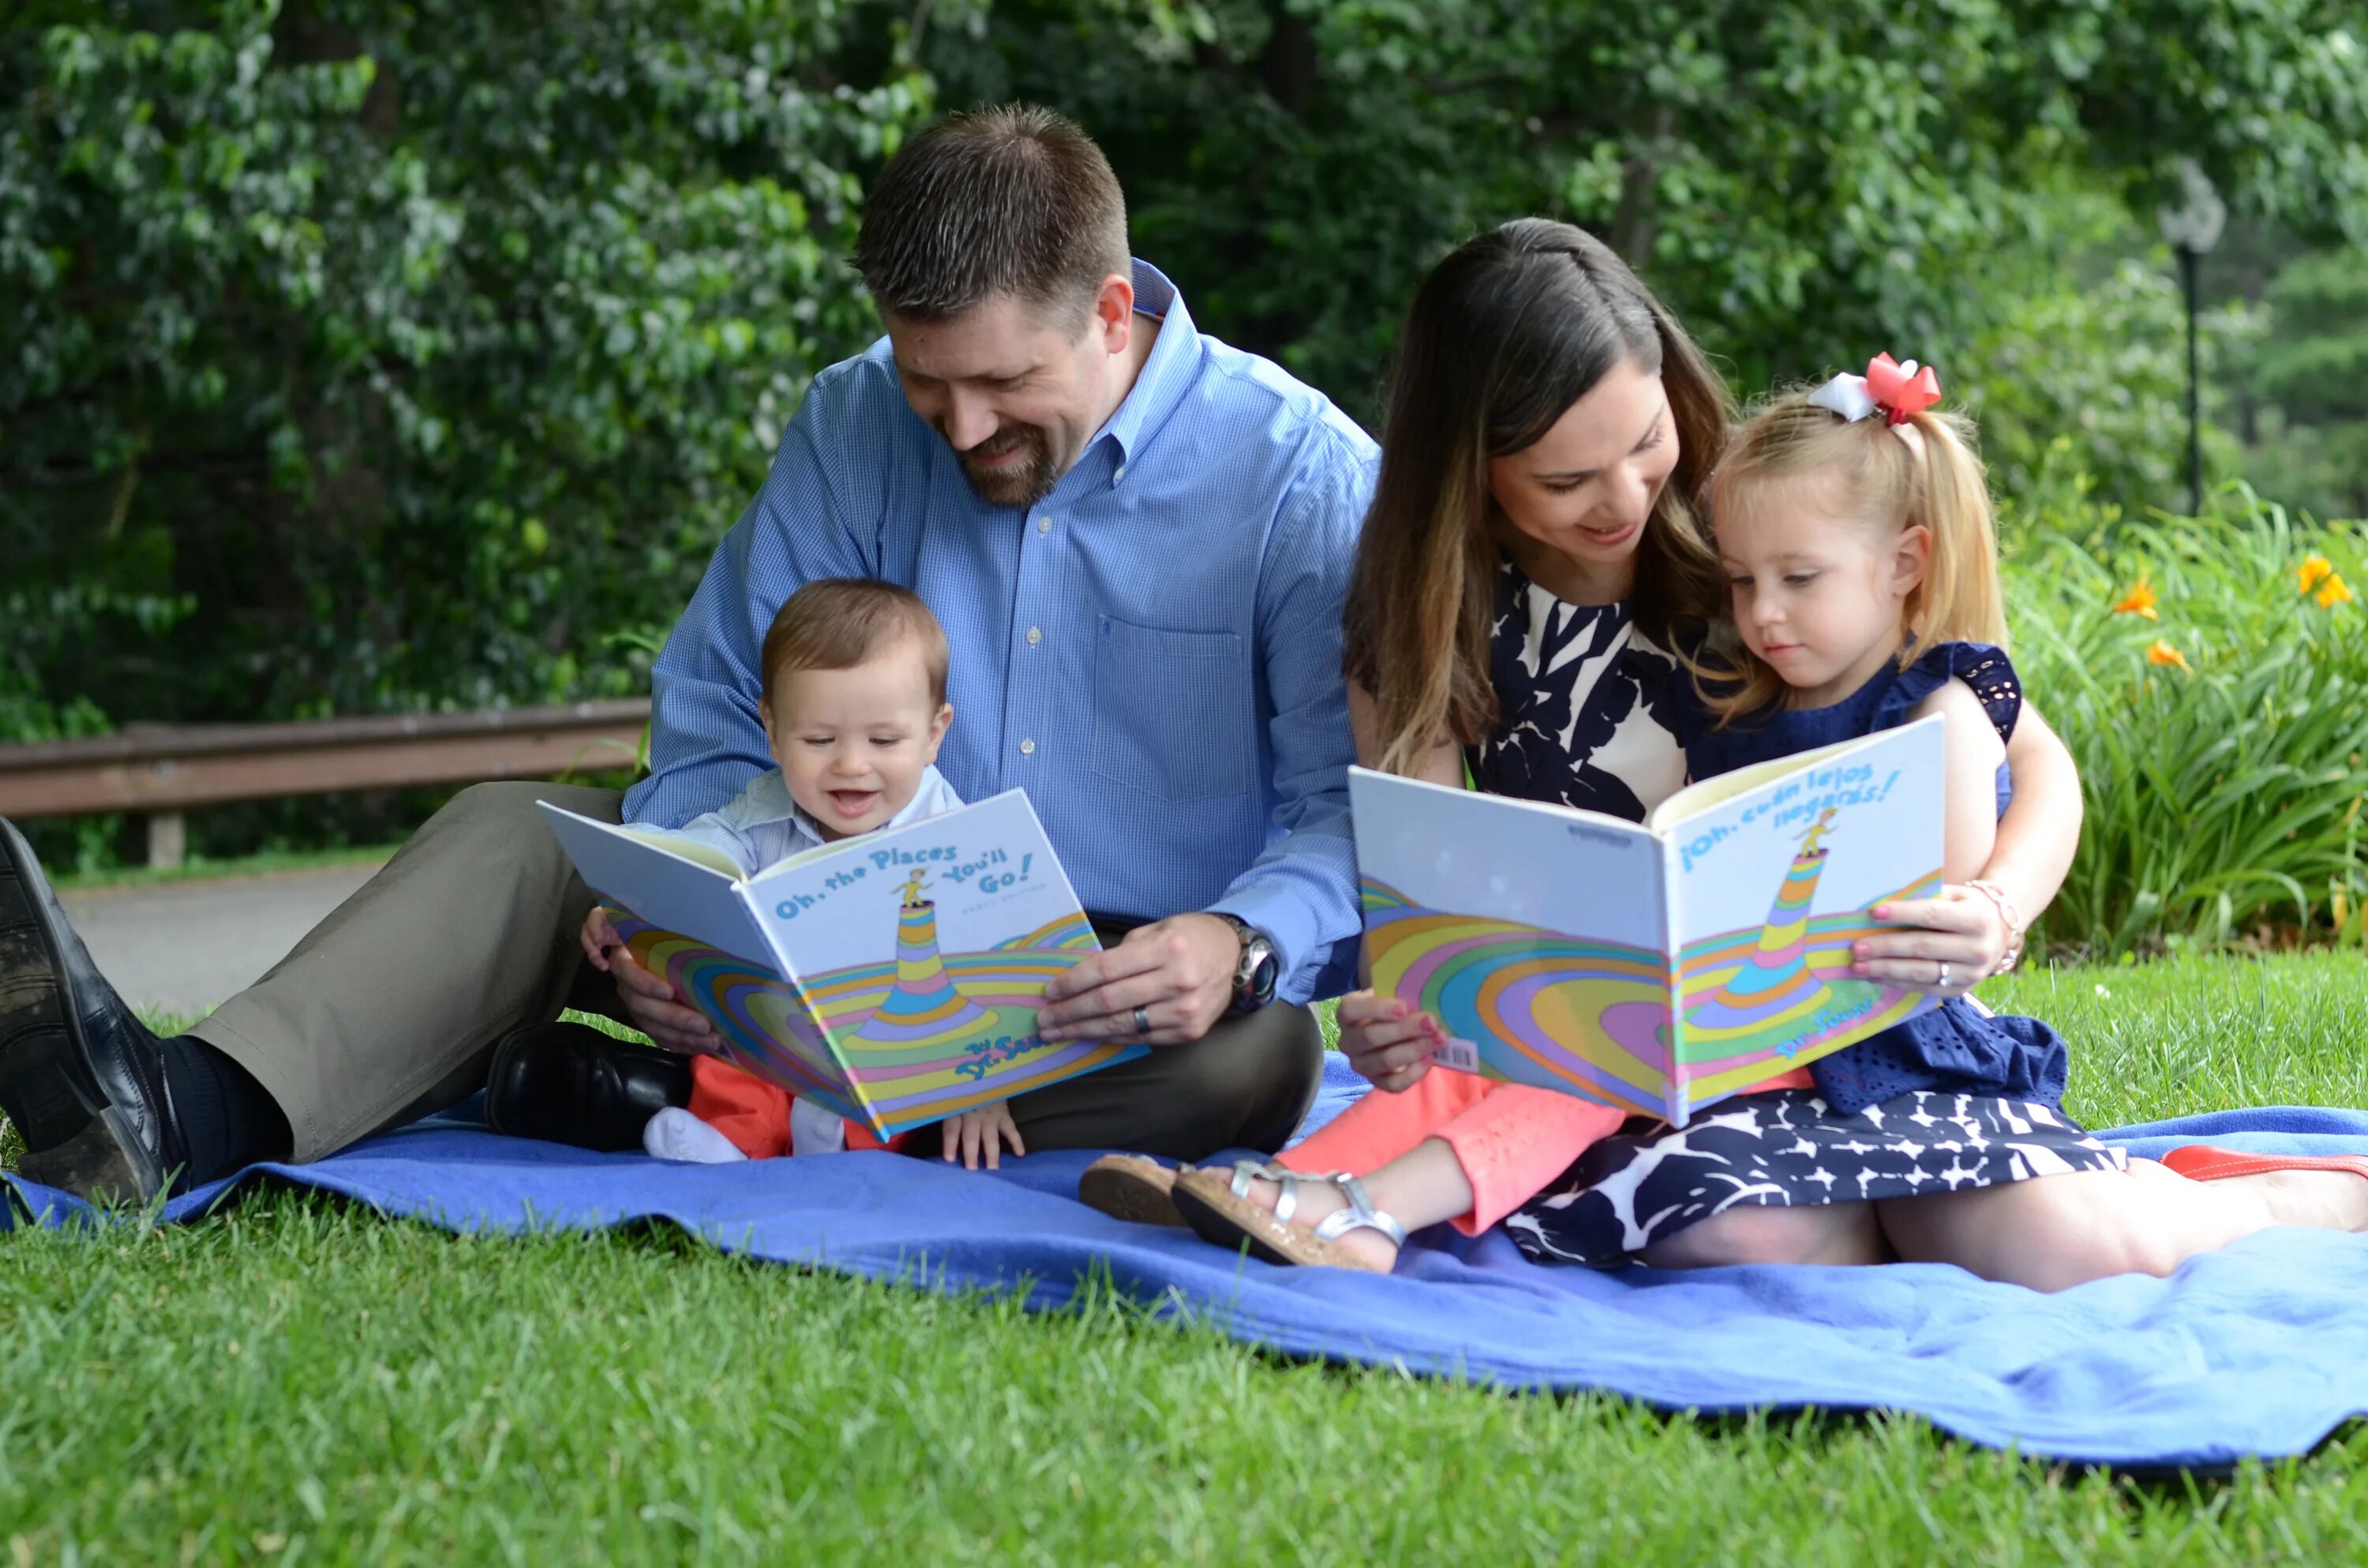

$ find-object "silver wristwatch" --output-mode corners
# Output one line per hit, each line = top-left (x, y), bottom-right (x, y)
(1214, 913), (1280, 1013)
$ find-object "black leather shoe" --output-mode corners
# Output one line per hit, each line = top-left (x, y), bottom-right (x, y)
(0, 817), (187, 1203)
(482, 1021), (691, 1154)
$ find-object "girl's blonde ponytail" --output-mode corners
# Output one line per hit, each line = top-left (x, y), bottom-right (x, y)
(1898, 410), (2006, 656)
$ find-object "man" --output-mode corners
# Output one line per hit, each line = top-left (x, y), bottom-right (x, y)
(0, 104), (1377, 1203)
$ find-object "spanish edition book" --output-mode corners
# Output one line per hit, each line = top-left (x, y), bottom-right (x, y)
(1351, 716), (1946, 1126)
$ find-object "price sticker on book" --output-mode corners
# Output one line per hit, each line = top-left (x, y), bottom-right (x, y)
(1432, 1036), (1482, 1074)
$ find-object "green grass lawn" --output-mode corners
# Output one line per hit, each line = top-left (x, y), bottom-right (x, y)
(7, 953), (2368, 1564)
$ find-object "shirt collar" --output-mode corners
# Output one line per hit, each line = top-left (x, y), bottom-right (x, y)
(746, 766), (950, 849)
(1095, 259), (1197, 473)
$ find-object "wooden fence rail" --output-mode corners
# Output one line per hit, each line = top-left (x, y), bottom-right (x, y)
(0, 699), (650, 867)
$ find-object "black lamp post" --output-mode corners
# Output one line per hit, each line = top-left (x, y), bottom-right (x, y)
(2156, 159), (2225, 518)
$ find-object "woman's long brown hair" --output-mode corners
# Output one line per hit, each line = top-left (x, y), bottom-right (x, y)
(1343, 219), (1733, 776)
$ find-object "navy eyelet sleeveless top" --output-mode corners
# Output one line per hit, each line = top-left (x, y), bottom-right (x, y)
(1677, 641), (2066, 1114)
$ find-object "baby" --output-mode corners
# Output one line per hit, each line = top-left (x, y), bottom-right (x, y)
(583, 577), (1027, 1169)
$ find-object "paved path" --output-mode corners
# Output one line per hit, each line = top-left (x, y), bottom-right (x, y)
(59, 862), (388, 1022)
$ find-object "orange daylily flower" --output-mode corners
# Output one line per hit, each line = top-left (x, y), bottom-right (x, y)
(2317, 573), (2355, 609)
(2299, 556), (2336, 593)
(2110, 581), (2160, 619)
(2146, 638), (2191, 672)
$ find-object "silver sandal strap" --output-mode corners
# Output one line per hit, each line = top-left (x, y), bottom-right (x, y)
(1306, 1171), (1408, 1248)
(1227, 1159), (1297, 1222)
(1224, 1162), (1406, 1248)
(1227, 1159), (1286, 1198)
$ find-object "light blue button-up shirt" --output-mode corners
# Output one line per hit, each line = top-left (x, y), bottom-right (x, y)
(623, 263), (1378, 1004)
(669, 764), (965, 878)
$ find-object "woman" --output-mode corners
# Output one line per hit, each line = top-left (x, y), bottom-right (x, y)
(1346, 219), (2064, 992)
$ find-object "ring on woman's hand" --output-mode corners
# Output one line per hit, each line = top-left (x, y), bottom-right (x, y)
(1132, 1005), (1152, 1035)
(1936, 960), (1951, 990)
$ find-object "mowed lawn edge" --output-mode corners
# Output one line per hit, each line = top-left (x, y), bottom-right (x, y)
(6, 953), (2368, 1563)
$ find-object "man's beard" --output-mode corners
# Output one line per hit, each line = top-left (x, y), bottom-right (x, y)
(954, 423), (1061, 509)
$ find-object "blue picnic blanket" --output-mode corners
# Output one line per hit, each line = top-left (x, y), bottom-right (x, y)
(10, 1057), (2368, 1470)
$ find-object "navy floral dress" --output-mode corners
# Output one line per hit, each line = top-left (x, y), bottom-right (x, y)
(1467, 558), (1692, 820)
(1494, 634), (2126, 1270)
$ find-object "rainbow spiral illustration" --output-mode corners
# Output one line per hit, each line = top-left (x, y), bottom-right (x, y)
(849, 902), (998, 1046)
(616, 906), (1137, 1137)
(1362, 838), (1940, 1119)
(1362, 883), (1675, 1117)
(618, 926), (864, 1121)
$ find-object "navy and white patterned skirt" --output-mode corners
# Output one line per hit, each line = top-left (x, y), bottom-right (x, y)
(1504, 1088), (2127, 1269)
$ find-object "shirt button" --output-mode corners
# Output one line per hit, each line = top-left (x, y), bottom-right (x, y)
(1026, 627), (1043, 646)
(1036, 515), (1053, 533)
(1114, 463), (1127, 484)
(1019, 738), (1036, 756)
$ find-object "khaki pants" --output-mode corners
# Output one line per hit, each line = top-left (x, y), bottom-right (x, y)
(196, 782), (1324, 1163)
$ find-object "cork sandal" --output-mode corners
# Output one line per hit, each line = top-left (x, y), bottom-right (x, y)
(1077, 1154), (1194, 1227)
(1171, 1162), (1407, 1271)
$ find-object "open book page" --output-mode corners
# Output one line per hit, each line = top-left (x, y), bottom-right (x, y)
(743, 789), (1147, 1137)
(1645, 731), (1878, 832)
(538, 803), (774, 965)
(1348, 768), (1676, 1117)
(1662, 716), (1946, 1120)
(610, 825), (747, 880)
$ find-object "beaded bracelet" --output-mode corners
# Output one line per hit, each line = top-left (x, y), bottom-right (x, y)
(1964, 879), (2026, 974)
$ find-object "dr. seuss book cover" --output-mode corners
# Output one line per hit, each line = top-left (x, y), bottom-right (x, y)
(537, 790), (1146, 1139)
(1350, 715), (1946, 1126)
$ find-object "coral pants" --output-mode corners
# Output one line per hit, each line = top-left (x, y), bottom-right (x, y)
(1279, 1065), (1814, 1235)
(687, 1057), (900, 1158)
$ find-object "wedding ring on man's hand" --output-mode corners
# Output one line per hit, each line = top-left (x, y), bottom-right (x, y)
(1132, 1006), (1152, 1035)
(1936, 960), (1951, 990)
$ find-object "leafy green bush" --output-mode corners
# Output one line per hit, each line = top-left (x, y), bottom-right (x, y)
(3, 0), (929, 739)
(2005, 493), (2368, 958)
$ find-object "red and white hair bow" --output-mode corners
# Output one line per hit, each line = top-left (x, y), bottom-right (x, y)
(1808, 353), (1943, 428)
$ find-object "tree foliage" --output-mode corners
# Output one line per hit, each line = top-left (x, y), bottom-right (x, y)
(4, 0), (929, 739)
(4, 0), (2364, 799)
(930, 0), (2367, 417)
(2233, 247), (2368, 521)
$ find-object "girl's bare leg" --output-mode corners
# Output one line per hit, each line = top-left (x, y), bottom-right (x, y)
(1875, 1158), (2368, 1292)
(1639, 1201), (1890, 1269)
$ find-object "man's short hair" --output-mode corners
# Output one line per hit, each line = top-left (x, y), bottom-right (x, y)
(853, 103), (1129, 324)
(760, 578), (950, 711)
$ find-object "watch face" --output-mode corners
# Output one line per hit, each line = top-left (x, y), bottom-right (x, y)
(1223, 918), (1280, 1009)
(1246, 945), (1280, 1005)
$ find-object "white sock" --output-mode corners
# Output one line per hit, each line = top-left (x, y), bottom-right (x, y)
(643, 1106), (749, 1164)
(789, 1097), (848, 1157)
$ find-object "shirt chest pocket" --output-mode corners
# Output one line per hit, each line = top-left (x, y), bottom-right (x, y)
(1090, 616), (1252, 803)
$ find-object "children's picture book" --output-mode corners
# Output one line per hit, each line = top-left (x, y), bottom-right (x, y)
(538, 789), (1146, 1140)
(1351, 715), (1946, 1126)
